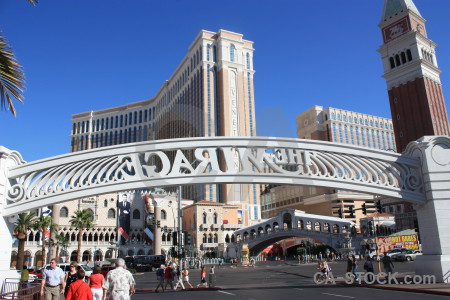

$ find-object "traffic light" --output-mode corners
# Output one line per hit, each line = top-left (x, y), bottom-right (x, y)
(362, 203), (367, 215)
(376, 201), (382, 213)
(368, 220), (374, 236)
(338, 208), (343, 218)
(348, 206), (355, 218)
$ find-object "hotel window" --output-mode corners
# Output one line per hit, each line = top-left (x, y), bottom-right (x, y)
(139, 111), (142, 123)
(207, 44), (211, 61)
(134, 112), (137, 124)
(60, 207), (69, 218)
(344, 125), (349, 143)
(366, 129), (371, 147)
(350, 126), (354, 144)
(246, 53), (250, 69)
(213, 46), (217, 62)
(371, 129), (376, 148)
(230, 44), (236, 62)
(355, 127), (360, 145)
(377, 131), (382, 149)
(332, 123), (337, 141)
(337, 114), (341, 121)
(359, 118), (363, 125)
(338, 124), (343, 143)
(343, 115), (347, 122)
(330, 112), (335, 120)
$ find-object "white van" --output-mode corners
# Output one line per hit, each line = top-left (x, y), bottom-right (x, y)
(58, 263), (93, 277)
(44, 263), (93, 277)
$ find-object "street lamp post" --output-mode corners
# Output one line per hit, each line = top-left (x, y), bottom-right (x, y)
(177, 186), (183, 261)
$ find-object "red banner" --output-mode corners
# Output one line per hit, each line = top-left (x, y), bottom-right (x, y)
(118, 227), (130, 240)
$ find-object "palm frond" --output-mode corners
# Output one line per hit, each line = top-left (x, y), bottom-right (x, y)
(0, 33), (25, 117)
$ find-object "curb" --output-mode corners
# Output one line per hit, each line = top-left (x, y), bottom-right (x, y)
(363, 284), (450, 296)
(136, 287), (222, 293)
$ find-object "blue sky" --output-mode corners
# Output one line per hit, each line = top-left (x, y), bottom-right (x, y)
(1, 0), (449, 162)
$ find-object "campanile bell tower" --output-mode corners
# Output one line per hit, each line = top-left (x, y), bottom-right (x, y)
(377, 0), (450, 152)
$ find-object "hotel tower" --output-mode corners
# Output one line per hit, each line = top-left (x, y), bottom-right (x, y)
(70, 30), (261, 220)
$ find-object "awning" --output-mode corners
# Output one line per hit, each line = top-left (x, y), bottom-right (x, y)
(380, 221), (396, 227)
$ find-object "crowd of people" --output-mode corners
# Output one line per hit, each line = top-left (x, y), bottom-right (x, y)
(29, 251), (398, 299)
(154, 260), (216, 292)
(40, 257), (135, 300)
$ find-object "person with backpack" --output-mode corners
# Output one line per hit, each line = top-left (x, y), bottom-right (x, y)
(363, 256), (374, 281)
(155, 265), (165, 293)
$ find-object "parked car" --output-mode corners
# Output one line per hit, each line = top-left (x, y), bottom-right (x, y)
(378, 248), (408, 260)
(396, 250), (422, 261)
(389, 249), (412, 261)
(100, 266), (115, 277)
(29, 268), (44, 279)
(17, 271), (38, 283)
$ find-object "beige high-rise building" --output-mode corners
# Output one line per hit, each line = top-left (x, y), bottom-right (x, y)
(70, 29), (260, 219)
(261, 106), (396, 229)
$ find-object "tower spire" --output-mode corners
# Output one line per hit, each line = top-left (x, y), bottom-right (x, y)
(381, 0), (421, 22)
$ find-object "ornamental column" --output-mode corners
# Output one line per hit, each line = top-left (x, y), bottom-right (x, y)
(151, 195), (164, 256)
(0, 146), (25, 288)
(404, 136), (450, 282)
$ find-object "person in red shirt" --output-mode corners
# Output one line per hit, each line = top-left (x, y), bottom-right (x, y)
(66, 269), (93, 300)
(88, 266), (105, 300)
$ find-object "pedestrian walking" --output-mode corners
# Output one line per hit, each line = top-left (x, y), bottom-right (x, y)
(40, 258), (65, 300)
(20, 265), (30, 289)
(351, 255), (359, 280)
(209, 265), (216, 287)
(381, 252), (394, 274)
(196, 266), (207, 288)
(174, 265), (185, 290)
(182, 267), (193, 289)
(103, 258), (135, 300)
(65, 269), (93, 300)
(87, 265), (104, 300)
(346, 256), (352, 274)
(64, 262), (78, 297)
(363, 256), (374, 281)
(164, 263), (175, 291)
(155, 264), (165, 293)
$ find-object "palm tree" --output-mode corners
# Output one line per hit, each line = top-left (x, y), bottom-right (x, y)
(32, 215), (58, 266)
(51, 232), (69, 263)
(0, 0), (36, 116)
(69, 210), (93, 263)
(13, 212), (37, 270)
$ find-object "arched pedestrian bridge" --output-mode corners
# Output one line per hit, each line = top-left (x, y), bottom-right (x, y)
(228, 209), (354, 255)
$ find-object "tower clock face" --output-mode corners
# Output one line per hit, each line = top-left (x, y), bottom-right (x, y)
(383, 17), (411, 43)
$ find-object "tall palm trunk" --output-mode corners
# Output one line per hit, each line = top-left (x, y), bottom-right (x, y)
(55, 244), (60, 263)
(17, 237), (25, 270)
(77, 228), (83, 263)
(41, 231), (46, 266)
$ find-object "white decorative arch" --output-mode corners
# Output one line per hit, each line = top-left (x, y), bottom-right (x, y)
(2, 137), (424, 216)
(1, 136), (449, 282)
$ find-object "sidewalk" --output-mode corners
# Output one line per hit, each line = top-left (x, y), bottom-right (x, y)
(334, 272), (450, 296)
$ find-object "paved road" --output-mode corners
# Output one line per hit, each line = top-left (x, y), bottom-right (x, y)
(130, 260), (448, 299)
